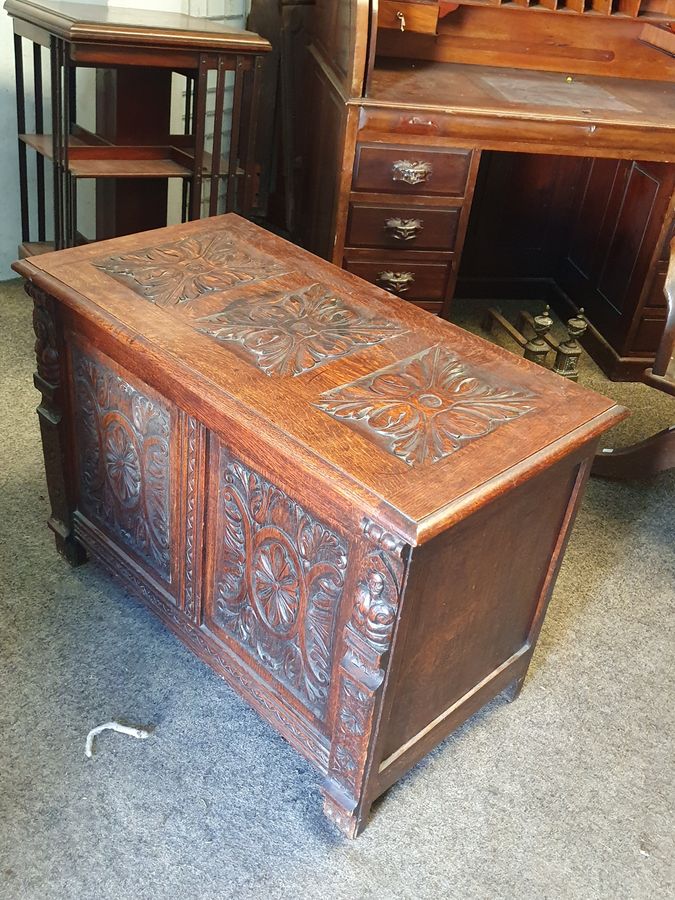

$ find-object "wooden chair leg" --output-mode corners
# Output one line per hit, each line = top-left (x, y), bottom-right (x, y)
(592, 426), (675, 481)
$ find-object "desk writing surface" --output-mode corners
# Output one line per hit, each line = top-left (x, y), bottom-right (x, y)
(15, 214), (622, 542)
(367, 59), (675, 131)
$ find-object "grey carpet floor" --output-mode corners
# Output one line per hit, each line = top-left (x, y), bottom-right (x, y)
(0, 278), (673, 900)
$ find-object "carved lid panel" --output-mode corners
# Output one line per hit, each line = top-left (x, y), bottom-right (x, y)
(16, 213), (624, 543)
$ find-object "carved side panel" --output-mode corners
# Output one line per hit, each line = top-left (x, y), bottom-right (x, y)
(206, 447), (349, 720)
(26, 282), (85, 565)
(71, 346), (172, 582)
(322, 521), (408, 838)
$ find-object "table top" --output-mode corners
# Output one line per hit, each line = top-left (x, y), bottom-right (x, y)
(4, 0), (271, 51)
(14, 214), (625, 544)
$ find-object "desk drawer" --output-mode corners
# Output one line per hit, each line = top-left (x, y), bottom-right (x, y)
(644, 266), (667, 309)
(353, 143), (472, 197)
(378, 1), (439, 35)
(347, 203), (461, 251)
(630, 314), (666, 354)
(344, 255), (450, 301)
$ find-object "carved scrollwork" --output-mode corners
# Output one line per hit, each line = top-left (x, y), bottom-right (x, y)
(80, 519), (329, 768)
(210, 449), (348, 718)
(25, 282), (87, 566)
(391, 159), (432, 185)
(183, 416), (203, 620)
(26, 283), (61, 385)
(73, 348), (172, 579)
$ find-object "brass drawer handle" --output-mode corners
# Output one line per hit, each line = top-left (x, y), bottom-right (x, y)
(384, 217), (423, 241)
(391, 159), (432, 186)
(396, 10), (406, 31)
(376, 271), (415, 293)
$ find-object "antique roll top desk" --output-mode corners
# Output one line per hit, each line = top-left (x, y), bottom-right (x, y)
(15, 214), (625, 836)
(281, 0), (675, 380)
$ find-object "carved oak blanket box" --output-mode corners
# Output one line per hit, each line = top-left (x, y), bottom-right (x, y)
(15, 214), (625, 837)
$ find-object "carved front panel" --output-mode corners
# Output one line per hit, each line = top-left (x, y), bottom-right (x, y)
(72, 346), (172, 581)
(207, 447), (349, 719)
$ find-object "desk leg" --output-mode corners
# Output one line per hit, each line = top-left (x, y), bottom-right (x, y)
(27, 283), (86, 567)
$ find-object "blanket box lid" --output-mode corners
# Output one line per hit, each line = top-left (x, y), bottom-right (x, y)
(14, 213), (625, 545)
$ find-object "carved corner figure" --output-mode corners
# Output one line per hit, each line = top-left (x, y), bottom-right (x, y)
(322, 519), (408, 838)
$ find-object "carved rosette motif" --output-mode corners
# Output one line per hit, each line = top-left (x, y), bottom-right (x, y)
(315, 345), (537, 466)
(72, 348), (172, 579)
(196, 282), (405, 377)
(322, 521), (408, 836)
(95, 231), (288, 308)
(212, 449), (348, 718)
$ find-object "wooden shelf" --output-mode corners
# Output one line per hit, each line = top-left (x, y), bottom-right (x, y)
(9, 0), (268, 249)
(18, 134), (242, 179)
(19, 136), (194, 178)
(5, 0), (271, 53)
(18, 240), (54, 258)
(20, 133), (86, 156)
(68, 155), (192, 179)
(19, 231), (92, 257)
